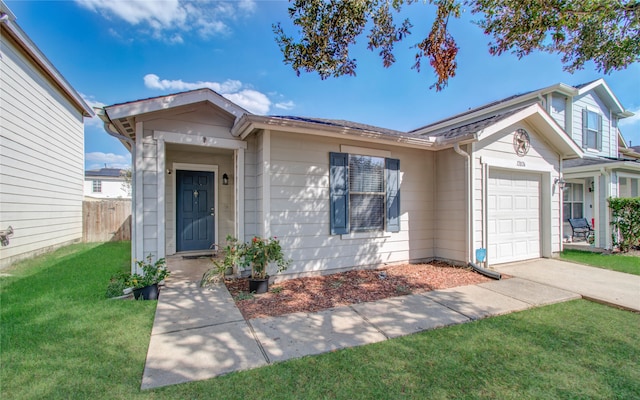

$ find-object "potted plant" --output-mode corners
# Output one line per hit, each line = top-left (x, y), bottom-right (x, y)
(201, 235), (241, 286)
(130, 254), (170, 300)
(240, 236), (290, 294)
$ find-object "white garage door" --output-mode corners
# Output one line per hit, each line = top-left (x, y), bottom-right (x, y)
(488, 169), (541, 264)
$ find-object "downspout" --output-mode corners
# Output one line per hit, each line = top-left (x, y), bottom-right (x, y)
(453, 143), (501, 280)
(453, 143), (472, 264)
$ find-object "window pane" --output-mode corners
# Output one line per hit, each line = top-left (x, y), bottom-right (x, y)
(632, 179), (639, 197)
(585, 131), (597, 148)
(563, 184), (571, 202)
(350, 194), (384, 232)
(563, 203), (571, 221)
(572, 203), (583, 219)
(587, 111), (599, 130)
(349, 156), (384, 193)
(572, 184), (583, 200)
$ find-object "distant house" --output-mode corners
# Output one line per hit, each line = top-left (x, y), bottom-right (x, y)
(0, 1), (93, 268)
(98, 86), (581, 274)
(84, 168), (131, 199)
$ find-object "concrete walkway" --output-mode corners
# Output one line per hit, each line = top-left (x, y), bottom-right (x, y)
(141, 257), (638, 390)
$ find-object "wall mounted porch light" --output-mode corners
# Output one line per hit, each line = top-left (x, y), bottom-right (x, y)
(222, 173), (229, 185)
(554, 178), (567, 191)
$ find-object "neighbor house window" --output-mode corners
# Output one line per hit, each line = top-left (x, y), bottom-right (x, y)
(563, 183), (583, 221)
(329, 152), (400, 234)
(92, 180), (102, 193)
(619, 177), (639, 198)
(582, 109), (602, 150)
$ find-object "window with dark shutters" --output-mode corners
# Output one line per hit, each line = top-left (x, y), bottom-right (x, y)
(329, 152), (400, 234)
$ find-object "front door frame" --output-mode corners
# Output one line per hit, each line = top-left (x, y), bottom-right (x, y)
(171, 163), (218, 254)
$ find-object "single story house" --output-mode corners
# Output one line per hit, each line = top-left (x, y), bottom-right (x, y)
(98, 88), (583, 276)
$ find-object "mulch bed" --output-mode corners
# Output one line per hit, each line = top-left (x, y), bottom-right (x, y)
(225, 261), (494, 320)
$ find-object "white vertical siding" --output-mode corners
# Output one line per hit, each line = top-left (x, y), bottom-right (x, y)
(268, 131), (435, 277)
(141, 136), (158, 260)
(243, 134), (258, 241)
(0, 33), (84, 268)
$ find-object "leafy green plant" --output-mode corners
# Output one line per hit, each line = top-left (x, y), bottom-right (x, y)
(234, 291), (254, 301)
(200, 236), (241, 287)
(105, 272), (130, 298)
(270, 286), (284, 294)
(242, 236), (291, 279)
(129, 254), (170, 289)
(608, 197), (640, 252)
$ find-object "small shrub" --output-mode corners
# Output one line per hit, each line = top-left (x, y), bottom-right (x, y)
(609, 197), (640, 252)
(105, 272), (130, 298)
(235, 291), (254, 301)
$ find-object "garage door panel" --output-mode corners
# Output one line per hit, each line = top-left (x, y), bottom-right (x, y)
(488, 169), (541, 264)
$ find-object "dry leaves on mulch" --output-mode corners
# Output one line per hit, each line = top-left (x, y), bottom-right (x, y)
(225, 262), (493, 320)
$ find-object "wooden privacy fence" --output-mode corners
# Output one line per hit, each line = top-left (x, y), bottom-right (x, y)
(83, 199), (131, 242)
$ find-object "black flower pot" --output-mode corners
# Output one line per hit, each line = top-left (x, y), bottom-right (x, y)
(133, 283), (159, 300)
(249, 278), (269, 294)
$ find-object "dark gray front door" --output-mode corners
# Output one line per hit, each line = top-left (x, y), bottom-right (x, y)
(176, 170), (214, 252)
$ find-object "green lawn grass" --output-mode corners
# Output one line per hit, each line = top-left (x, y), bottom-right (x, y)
(561, 249), (640, 275)
(2, 243), (639, 399)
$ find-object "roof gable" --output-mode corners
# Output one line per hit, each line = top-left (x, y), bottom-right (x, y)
(423, 103), (583, 159)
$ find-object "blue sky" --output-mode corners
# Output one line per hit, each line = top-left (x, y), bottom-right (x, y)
(7, 1), (640, 170)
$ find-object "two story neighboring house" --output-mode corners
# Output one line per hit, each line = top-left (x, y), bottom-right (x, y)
(0, 2), (93, 268)
(84, 167), (131, 199)
(413, 79), (637, 250)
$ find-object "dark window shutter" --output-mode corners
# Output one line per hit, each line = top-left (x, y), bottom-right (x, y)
(581, 109), (588, 148)
(385, 158), (400, 232)
(329, 152), (349, 235)
(597, 113), (603, 151)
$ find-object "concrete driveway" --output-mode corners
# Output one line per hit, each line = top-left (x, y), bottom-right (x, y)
(493, 258), (640, 312)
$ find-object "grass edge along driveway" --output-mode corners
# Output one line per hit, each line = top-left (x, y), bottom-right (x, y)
(561, 249), (640, 276)
(1, 242), (639, 399)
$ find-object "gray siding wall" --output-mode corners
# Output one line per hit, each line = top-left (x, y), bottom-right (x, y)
(268, 131), (435, 278)
(434, 148), (466, 262)
(0, 33), (84, 268)
(572, 92), (614, 157)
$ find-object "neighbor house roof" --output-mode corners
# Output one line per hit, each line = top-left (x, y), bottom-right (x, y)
(0, 1), (93, 117)
(85, 168), (126, 178)
(564, 155), (640, 173)
(411, 79), (632, 136)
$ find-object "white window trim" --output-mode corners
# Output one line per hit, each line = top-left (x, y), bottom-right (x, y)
(583, 108), (602, 152)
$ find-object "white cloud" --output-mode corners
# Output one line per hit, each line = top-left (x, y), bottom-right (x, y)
(86, 152), (131, 170)
(619, 106), (640, 127)
(143, 74), (274, 114)
(75, 0), (256, 41)
(275, 100), (295, 111)
(224, 89), (270, 115)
